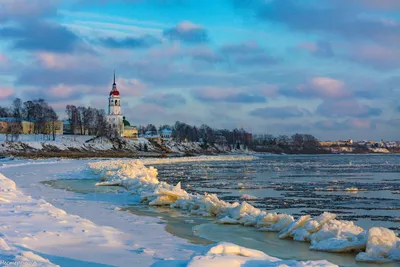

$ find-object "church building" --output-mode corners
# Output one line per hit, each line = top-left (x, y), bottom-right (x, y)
(106, 72), (138, 139)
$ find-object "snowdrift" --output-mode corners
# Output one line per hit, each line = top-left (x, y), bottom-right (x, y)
(184, 242), (337, 267)
(0, 172), (128, 266)
(89, 158), (400, 263)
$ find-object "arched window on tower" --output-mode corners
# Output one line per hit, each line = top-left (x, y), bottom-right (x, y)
(115, 100), (118, 105)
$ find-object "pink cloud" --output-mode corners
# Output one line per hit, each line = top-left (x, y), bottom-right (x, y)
(49, 84), (76, 98)
(348, 44), (400, 69)
(296, 77), (350, 99)
(0, 54), (8, 64)
(115, 78), (146, 97)
(188, 45), (220, 62)
(254, 83), (279, 97)
(0, 0), (57, 18)
(176, 21), (203, 31)
(299, 42), (317, 53)
(0, 87), (14, 99)
(310, 77), (349, 98)
(37, 53), (102, 69)
(357, 0), (400, 10)
(147, 43), (183, 59)
(347, 118), (372, 129)
(317, 99), (381, 118)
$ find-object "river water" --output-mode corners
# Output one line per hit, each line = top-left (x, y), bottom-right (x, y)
(44, 154), (400, 267)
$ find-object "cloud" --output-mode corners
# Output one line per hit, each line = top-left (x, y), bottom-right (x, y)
(315, 118), (374, 131)
(0, 0), (59, 22)
(142, 93), (186, 108)
(0, 87), (14, 100)
(299, 41), (334, 57)
(249, 106), (310, 119)
(192, 87), (266, 103)
(237, 0), (400, 46)
(163, 21), (209, 44)
(116, 78), (146, 97)
(0, 21), (81, 53)
(0, 54), (8, 64)
(188, 46), (222, 63)
(220, 41), (279, 66)
(98, 35), (160, 49)
(316, 100), (382, 118)
(16, 67), (110, 87)
(36, 52), (102, 69)
(308, 77), (350, 98)
(283, 77), (351, 99)
(21, 84), (104, 103)
(355, 0), (400, 10)
(303, 41), (400, 70)
(346, 44), (400, 70)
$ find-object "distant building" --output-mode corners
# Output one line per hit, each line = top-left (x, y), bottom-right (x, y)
(0, 118), (62, 135)
(62, 120), (80, 135)
(123, 117), (138, 140)
(0, 118), (34, 134)
(215, 135), (227, 145)
(106, 72), (124, 137)
(245, 133), (253, 145)
(160, 129), (172, 141)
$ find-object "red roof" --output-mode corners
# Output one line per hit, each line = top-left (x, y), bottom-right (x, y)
(110, 90), (120, 96)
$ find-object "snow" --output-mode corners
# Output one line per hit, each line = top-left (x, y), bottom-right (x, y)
(0, 235), (59, 267)
(0, 134), (156, 153)
(0, 134), (254, 155)
(179, 242), (338, 267)
(0, 172), (130, 266)
(88, 158), (400, 263)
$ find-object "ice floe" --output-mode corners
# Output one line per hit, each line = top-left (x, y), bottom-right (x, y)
(88, 158), (400, 263)
(180, 242), (338, 267)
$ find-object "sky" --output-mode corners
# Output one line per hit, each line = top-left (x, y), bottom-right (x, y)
(0, 0), (399, 141)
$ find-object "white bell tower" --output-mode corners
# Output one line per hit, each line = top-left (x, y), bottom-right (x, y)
(106, 71), (124, 136)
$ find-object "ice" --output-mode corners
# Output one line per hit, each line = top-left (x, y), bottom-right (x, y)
(279, 215), (311, 239)
(310, 220), (366, 252)
(88, 159), (400, 263)
(356, 227), (400, 262)
(183, 242), (338, 267)
(344, 187), (358, 192)
(218, 216), (240, 224)
(240, 194), (258, 200)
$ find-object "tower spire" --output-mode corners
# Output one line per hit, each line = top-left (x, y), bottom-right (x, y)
(113, 70), (116, 85)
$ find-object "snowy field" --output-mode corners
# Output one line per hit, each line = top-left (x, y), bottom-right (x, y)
(0, 156), (398, 266)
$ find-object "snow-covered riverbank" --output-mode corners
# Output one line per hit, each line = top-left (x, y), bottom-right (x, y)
(0, 157), (344, 267)
(89, 158), (400, 263)
(0, 134), (252, 157)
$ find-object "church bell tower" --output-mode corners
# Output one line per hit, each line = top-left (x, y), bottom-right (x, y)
(106, 71), (124, 136)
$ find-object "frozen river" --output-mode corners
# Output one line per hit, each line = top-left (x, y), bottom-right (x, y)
(152, 154), (400, 232)
(39, 154), (400, 267)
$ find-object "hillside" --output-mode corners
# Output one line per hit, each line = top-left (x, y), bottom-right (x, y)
(0, 134), (248, 158)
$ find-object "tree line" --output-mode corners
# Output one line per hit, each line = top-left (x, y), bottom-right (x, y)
(0, 98), (58, 141)
(138, 121), (252, 147)
(65, 105), (112, 137)
(252, 133), (322, 153)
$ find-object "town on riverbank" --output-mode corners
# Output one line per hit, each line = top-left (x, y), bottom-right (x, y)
(0, 74), (399, 158)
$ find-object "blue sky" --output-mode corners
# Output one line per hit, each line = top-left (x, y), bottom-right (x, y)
(0, 0), (399, 140)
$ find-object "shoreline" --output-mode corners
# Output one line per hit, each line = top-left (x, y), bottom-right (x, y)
(3, 150), (399, 159)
